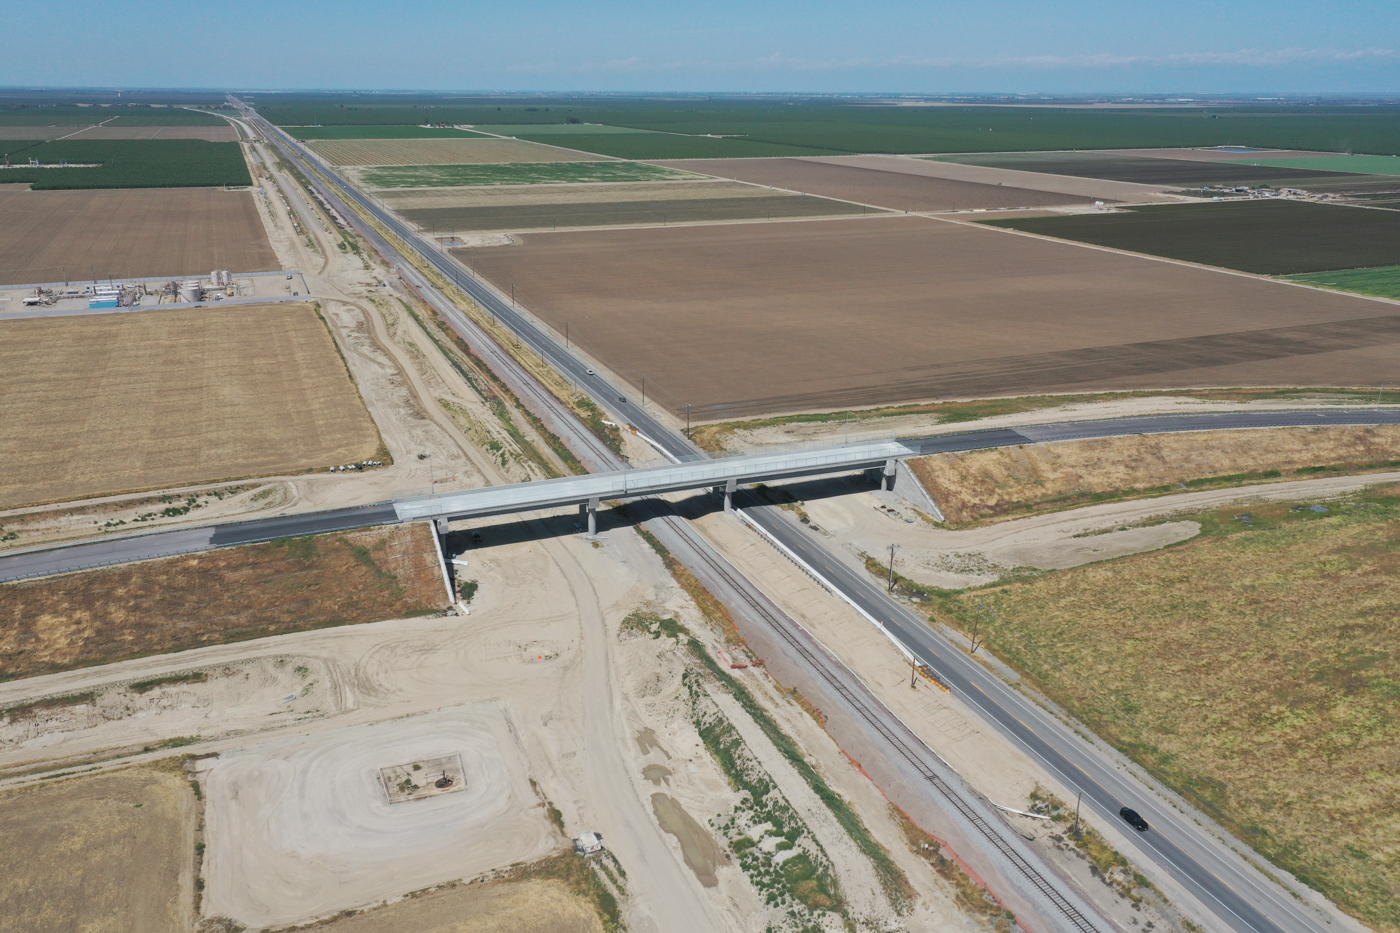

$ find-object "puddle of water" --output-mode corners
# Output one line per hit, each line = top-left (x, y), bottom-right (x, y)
(651, 793), (724, 887)
(635, 727), (671, 759)
(642, 764), (673, 786)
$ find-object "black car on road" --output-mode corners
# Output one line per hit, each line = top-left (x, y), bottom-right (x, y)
(1119, 807), (1150, 832)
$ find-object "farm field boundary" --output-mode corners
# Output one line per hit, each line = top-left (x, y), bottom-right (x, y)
(983, 200), (1400, 275)
(454, 214), (1400, 418)
(0, 187), (278, 286)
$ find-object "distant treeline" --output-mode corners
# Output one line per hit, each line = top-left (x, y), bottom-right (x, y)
(256, 99), (1400, 158)
(0, 139), (251, 189)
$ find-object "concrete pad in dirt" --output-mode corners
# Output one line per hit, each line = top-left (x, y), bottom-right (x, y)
(201, 706), (553, 928)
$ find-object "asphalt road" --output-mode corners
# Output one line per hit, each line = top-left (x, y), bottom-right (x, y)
(28, 100), (1376, 933)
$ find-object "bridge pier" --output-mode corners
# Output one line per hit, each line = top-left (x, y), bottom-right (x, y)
(434, 516), (450, 539)
(884, 458), (897, 491)
(723, 478), (737, 512)
(586, 497), (599, 535)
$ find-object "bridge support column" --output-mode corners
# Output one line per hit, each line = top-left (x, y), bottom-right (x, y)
(884, 458), (897, 491)
(434, 517), (450, 538)
(723, 478), (737, 512)
(587, 497), (599, 536)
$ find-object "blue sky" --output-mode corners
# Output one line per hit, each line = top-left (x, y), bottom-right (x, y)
(6, 0), (1400, 93)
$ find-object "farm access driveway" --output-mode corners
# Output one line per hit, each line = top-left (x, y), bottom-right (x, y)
(459, 215), (1400, 418)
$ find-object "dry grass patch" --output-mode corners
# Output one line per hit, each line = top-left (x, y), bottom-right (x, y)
(289, 876), (603, 933)
(0, 303), (381, 508)
(0, 764), (196, 933)
(948, 488), (1400, 932)
(0, 186), (277, 285)
(310, 138), (605, 166)
(0, 524), (447, 680)
(910, 425), (1400, 523)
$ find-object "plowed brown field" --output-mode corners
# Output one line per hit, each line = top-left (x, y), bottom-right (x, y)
(458, 215), (1400, 418)
(63, 125), (238, 141)
(0, 302), (381, 507)
(310, 138), (604, 166)
(0, 187), (277, 285)
(652, 157), (1098, 212)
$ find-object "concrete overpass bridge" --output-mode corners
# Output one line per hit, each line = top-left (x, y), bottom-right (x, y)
(396, 439), (918, 535)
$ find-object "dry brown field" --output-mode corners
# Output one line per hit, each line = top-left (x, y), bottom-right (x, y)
(911, 424), (1400, 522)
(0, 524), (446, 679)
(0, 302), (381, 508)
(653, 157), (1098, 212)
(0, 765), (195, 933)
(459, 215), (1400, 418)
(0, 186), (278, 285)
(296, 877), (601, 933)
(309, 138), (605, 166)
(0, 126), (95, 139)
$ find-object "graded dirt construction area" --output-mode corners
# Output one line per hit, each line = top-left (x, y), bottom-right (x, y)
(0, 186), (278, 285)
(0, 302), (382, 507)
(459, 215), (1400, 418)
(0, 524), (447, 679)
(310, 137), (605, 166)
(654, 157), (1100, 211)
(201, 707), (554, 928)
(291, 877), (602, 933)
(0, 765), (196, 933)
(929, 150), (1357, 186)
(911, 424), (1400, 522)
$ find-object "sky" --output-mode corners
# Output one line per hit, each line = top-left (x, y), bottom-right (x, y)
(6, 0), (1400, 94)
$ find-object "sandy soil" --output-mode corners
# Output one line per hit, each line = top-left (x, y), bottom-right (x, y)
(310, 138), (608, 166)
(458, 214), (1400, 418)
(0, 186), (278, 285)
(800, 470), (1400, 589)
(810, 155), (1179, 202)
(0, 302), (382, 509)
(653, 157), (1099, 212)
(0, 765), (196, 933)
(201, 708), (552, 928)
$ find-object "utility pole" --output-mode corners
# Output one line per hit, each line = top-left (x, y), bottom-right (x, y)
(511, 283), (515, 308)
(1378, 382), (1390, 405)
(887, 543), (899, 592)
(685, 404), (691, 439)
(1072, 792), (1082, 837)
(910, 657), (917, 689)
(566, 321), (569, 349)
(642, 376), (646, 408)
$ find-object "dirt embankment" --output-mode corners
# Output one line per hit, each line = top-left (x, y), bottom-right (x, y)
(911, 425), (1400, 523)
(0, 523), (447, 681)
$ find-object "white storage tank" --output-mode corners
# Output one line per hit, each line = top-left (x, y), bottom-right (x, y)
(180, 281), (202, 303)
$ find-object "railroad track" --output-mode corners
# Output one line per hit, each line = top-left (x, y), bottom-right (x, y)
(249, 104), (1101, 931)
(660, 509), (1103, 933)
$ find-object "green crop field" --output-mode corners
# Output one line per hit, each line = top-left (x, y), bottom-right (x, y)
(0, 139), (251, 189)
(283, 125), (490, 139)
(1287, 265), (1400, 300)
(358, 160), (695, 187)
(254, 97), (1400, 156)
(983, 200), (1400, 275)
(1239, 155), (1400, 176)
(518, 133), (838, 159)
(0, 106), (228, 127)
(929, 151), (1354, 185)
(477, 123), (660, 135)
